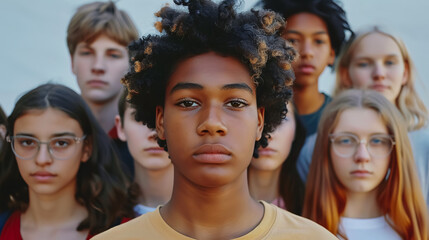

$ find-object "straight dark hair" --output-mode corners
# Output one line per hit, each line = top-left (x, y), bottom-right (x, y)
(0, 83), (134, 235)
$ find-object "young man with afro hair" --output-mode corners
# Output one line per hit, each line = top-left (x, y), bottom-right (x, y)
(93, 0), (337, 239)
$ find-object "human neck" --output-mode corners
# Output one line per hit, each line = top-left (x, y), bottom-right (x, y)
(85, 97), (119, 133)
(248, 167), (281, 203)
(293, 83), (325, 115)
(161, 172), (264, 240)
(343, 190), (382, 218)
(22, 184), (87, 228)
(134, 163), (174, 208)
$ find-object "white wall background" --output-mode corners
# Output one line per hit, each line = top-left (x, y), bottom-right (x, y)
(1, 0), (428, 114)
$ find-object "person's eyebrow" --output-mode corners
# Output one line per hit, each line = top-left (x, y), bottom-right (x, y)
(221, 83), (253, 94)
(51, 132), (77, 138)
(285, 30), (328, 36)
(170, 82), (203, 94)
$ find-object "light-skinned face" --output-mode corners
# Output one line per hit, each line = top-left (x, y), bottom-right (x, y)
(72, 34), (129, 105)
(156, 52), (264, 188)
(250, 103), (296, 171)
(330, 108), (391, 194)
(13, 108), (90, 197)
(116, 106), (171, 170)
(346, 33), (408, 103)
(283, 13), (335, 87)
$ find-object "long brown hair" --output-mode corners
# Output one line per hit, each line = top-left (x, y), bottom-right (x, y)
(303, 89), (428, 240)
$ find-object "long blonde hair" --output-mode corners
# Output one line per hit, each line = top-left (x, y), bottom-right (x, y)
(333, 26), (428, 131)
(303, 89), (428, 240)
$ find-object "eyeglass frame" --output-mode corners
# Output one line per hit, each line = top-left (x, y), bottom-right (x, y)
(329, 133), (396, 158)
(6, 135), (87, 160)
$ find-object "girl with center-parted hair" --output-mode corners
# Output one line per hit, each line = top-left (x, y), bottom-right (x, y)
(0, 84), (135, 240)
(303, 89), (428, 240)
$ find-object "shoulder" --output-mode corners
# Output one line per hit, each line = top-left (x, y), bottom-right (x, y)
(0, 211), (21, 240)
(261, 201), (337, 240)
(92, 212), (153, 239)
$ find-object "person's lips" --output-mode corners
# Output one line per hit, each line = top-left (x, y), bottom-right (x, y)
(87, 79), (107, 87)
(297, 64), (315, 74)
(370, 84), (388, 92)
(257, 147), (276, 156)
(31, 171), (57, 182)
(350, 170), (373, 178)
(193, 144), (232, 163)
(144, 147), (165, 154)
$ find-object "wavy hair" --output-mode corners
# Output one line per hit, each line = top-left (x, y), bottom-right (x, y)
(303, 89), (428, 239)
(67, 1), (139, 55)
(334, 26), (428, 131)
(0, 84), (135, 235)
(122, 0), (296, 151)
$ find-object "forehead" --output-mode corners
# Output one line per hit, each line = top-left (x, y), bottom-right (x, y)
(76, 34), (127, 50)
(352, 33), (402, 59)
(166, 52), (255, 94)
(333, 107), (388, 135)
(285, 12), (329, 34)
(14, 108), (82, 136)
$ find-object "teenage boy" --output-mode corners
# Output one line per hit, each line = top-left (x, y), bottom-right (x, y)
(94, 0), (337, 239)
(115, 90), (173, 215)
(260, 0), (353, 137)
(66, 1), (139, 175)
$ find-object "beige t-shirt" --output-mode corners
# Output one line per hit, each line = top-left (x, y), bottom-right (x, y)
(92, 201), (336, 239)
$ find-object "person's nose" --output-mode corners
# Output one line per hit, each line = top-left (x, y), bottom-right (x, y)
(91, 54), (106, 75)
(354, 142), (370, 163)
(35, 143), (53, 166)
(300, 40), (314, 60)
(196, 103), (227, 136)
(372, 62), (386, 81)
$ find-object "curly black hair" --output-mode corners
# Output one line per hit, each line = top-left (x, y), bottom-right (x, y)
(258, 0), (353, 56)
(122, 0), (296, 152)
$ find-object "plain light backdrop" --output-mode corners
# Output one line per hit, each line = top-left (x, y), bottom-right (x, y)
(1, 0), (428, 114)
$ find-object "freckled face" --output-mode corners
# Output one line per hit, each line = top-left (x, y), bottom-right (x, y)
(156, 52), (264, 188)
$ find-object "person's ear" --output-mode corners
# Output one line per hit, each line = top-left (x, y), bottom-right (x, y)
(402, 62), (409, 86)
(256, 107), (265, 141)
(81, 138), (92, 163)
(115, 115), (127, 141)
(156, 106), (166, 140)
(339, 67), (353, 88)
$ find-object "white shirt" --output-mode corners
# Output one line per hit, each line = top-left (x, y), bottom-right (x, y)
(338, 216), (401, 240)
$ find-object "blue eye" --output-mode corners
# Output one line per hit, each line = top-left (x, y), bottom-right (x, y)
(357, 62), (369, 67)
(385, 60), (394, 66)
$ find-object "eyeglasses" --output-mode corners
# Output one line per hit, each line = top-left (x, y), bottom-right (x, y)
(6, 135), (86, 160)
(329, 133), (395, 158)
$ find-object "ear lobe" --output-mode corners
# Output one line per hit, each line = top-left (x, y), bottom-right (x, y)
(81, 139), (92, 163)
(115, 115), (127, 141)
(156, 106), (166, 140)
(256, 107), (265, 141)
